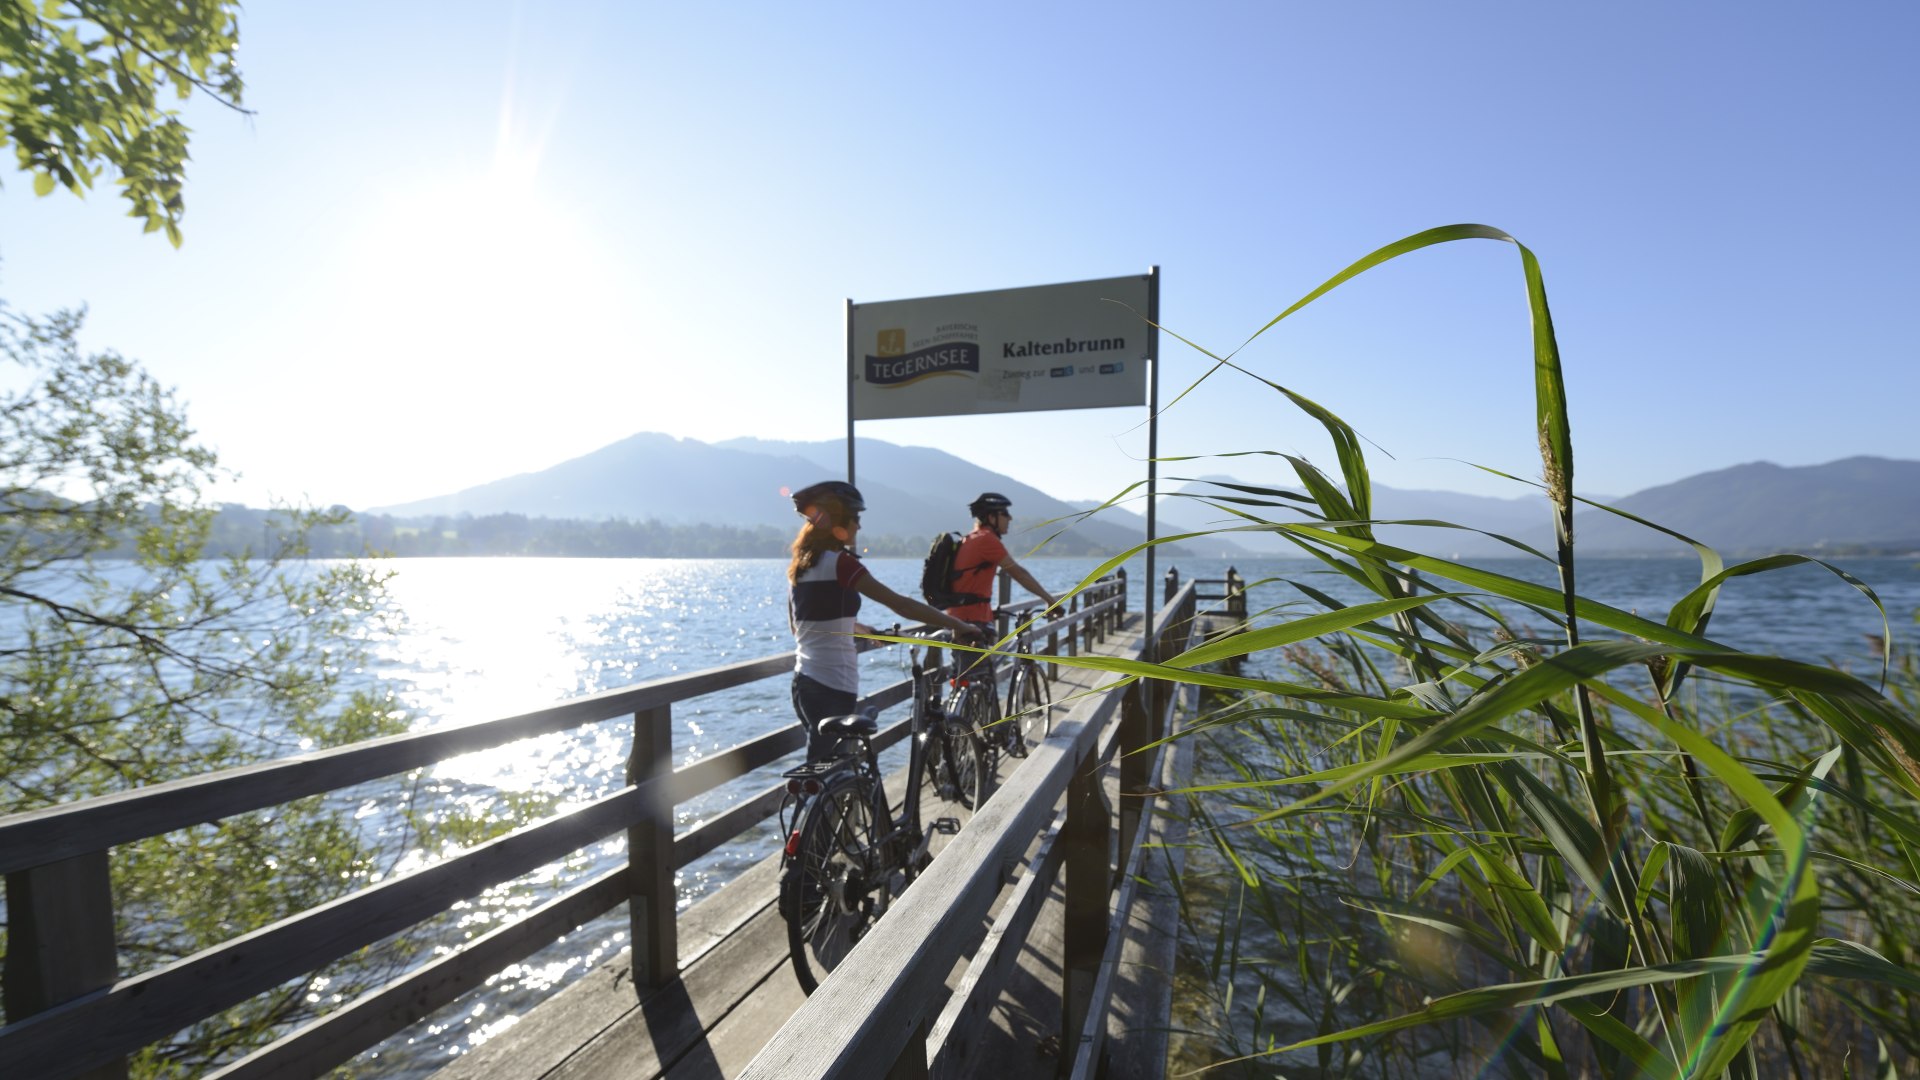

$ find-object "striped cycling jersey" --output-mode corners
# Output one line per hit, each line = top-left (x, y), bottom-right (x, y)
(790, 549), (868, 693)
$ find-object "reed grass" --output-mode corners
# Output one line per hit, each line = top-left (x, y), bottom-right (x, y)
(1046, 226), (1920, 1078)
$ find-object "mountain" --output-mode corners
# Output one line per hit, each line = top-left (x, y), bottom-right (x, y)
(1164, 458), (1920, 557)
(719, 437), (1259, 557)
(373, 438), (1920, 561)
(1161, 476), (1555, 558)
(1557, 457), (1920, 554)
(372, 434), (1241, 557)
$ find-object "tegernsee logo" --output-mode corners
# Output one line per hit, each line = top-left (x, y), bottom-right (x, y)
(866, 342), (981, 387)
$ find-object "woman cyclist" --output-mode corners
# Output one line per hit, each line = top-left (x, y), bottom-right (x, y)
(787, 480), (980, 762)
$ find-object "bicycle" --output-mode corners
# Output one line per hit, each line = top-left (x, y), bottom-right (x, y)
(776, 628), (969, 994)
(920, 633), (992, 812)
(993, 607), (1054, 760)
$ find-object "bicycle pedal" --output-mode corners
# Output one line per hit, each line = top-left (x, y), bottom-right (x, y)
(932, 817), (961, 834)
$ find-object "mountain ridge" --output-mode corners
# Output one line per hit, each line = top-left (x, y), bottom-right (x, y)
(371, 438), (1920, 559)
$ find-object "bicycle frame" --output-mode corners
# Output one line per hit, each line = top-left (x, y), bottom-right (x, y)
(780, 628), (960, 873)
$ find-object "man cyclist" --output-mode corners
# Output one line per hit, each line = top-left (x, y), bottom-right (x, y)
(943, 493), (1059, 754)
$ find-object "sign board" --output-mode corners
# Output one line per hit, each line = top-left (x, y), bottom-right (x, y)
(849, 274), (1152, 421)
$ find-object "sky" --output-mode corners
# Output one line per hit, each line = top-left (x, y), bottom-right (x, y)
(4, 2), (1916, 514)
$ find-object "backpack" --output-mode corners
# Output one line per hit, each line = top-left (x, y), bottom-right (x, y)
(920, 531), (988, 609)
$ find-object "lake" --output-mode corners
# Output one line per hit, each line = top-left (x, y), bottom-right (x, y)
(319, 553), (1920, 1074)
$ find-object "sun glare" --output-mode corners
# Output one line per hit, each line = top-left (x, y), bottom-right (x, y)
(338, 76), (617, 374)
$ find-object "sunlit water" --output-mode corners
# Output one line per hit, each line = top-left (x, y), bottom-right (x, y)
(131, 553), (1920, 1075)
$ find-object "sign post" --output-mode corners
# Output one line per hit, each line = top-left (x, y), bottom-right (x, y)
(1145, 265), (1160, 633)
(845, 271), (1161, 622)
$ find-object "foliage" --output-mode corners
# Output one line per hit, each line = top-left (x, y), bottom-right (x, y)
(1048, 226), (1920, 1077)
(0, 300), (430, 1074)
(209, 506), (907, 559)
(1, 0), (246, 245)
(125, 504), (1129, 560)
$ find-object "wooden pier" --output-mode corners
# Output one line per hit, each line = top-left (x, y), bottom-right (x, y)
(0, 570), (1240, 1080)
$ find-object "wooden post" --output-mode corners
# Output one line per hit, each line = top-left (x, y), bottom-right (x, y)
(1047, 607), (1060, 680)
(1116, 684), (1153, 871)
(1067, 592), (1080, 659)
(4, 851), (128, 1080)
(1148, 587), (1173, 734)
(1059, 745), (1111, 1076)
(626, 704), (677, 989)
(1115, 567), (1127, 618)
(885, 1015), (932, 1079)
(1227, 566), (1246, 618)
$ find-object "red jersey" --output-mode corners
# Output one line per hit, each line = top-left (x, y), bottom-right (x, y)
(945, 527), (1007, 623)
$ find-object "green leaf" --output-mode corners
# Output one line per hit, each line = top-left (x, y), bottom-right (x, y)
(1468, 839), (1566, 954)
(1163, 593), (1454, 669)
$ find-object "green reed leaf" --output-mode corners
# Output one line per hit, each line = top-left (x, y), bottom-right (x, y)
(1560, 998), (1678, 1079)
(1489, 760), (1612, 911)
(1163, 593), (1453, 669)
(1586, 684), (1828, 1078)
(1669, 554), (1892, 690)
(1468, 839), (1566, 954)
(1805, 938), (1920, 995)
(1188, 953), (1762, 1077)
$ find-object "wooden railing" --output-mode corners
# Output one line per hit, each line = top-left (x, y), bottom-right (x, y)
(0, 575), (1129, 1080)
(1177, 565), (1248, 620)
(738, 577), (1201, 1080)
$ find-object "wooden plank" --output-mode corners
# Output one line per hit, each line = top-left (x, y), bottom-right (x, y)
(1102, 695), (1197, 1080)
(206, 867), (631, 1080)
(435, 852), (785, 1080)
(649, 923), (806, 1080)
(1068, 747), (1165, 1080)
(0, 782), (650, 1080)
(928, 804), (1068, 1080)
(541, 903), (790, 1080)
(1059, 741), (1111, 1075)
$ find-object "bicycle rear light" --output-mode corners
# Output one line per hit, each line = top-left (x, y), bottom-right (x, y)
(785, 829), (802, 856)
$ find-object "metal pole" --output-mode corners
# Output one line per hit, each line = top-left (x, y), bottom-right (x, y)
(1144, 265), (1160, 633)
(845, 298), (857, 485)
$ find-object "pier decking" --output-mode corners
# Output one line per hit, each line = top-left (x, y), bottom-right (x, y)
(0, 571), (1240, 1080)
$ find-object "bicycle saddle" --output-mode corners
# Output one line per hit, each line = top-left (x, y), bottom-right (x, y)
(818, 709), (878, 737)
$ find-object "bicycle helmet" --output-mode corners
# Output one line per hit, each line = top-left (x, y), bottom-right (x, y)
(968, 492), (1012, 518)
(791, 480), (865, 517)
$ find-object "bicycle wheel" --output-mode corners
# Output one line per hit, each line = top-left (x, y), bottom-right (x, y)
(919, 708), (948, 801)
(1007, 660), (1053, 756)
(781, 775), (887, 994)
(940, 683), (992, 811)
